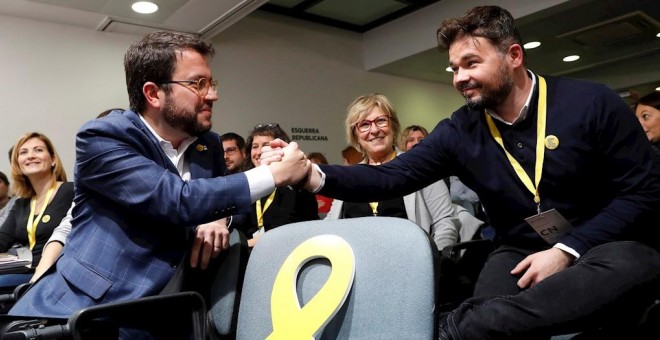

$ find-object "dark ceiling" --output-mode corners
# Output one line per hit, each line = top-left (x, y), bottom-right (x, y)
(260, 0), (660, 105)
(261, 0), (440, 33)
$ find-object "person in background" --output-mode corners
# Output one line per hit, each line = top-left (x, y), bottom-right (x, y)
(0, 132), (74, 288)
(9, 31), (310, 322)
(325, 94), (478, 252)
(399, 125), (428, 151)
(237, 123), (318, 247)
(307, 152), (328, 165)
(221, 132), (247, 174)
(635, 91), (660, 162)
(265, 6), (660, 339)
(0, 147), (18, 226)
(0, 171), (9, 210)
(307, 152), (333, 218)
(341, 145), (363, 165)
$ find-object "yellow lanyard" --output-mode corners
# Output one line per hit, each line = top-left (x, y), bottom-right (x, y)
(27, 184), (56, 250)
(367, 151), (397, 216)
(256, 191), (276, 228)
(485, 75), (547, 213)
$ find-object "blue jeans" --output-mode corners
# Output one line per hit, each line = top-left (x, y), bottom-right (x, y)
(441, 241), (660, 339)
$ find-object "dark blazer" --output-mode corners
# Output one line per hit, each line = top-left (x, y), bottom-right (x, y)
(10, 109), (252, 318)
(235, 186), (319, 238)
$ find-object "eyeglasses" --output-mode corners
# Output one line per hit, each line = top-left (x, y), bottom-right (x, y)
(160, 78), (218, 97)
(354, 115), (390, 133)
(254, 123), (280, 130)
(224, 146), (238, 155)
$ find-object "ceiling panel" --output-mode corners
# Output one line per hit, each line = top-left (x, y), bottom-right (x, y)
(306, 0), (407, 26)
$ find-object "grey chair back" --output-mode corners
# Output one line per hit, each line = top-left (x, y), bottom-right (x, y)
(236, 217), (438, 339)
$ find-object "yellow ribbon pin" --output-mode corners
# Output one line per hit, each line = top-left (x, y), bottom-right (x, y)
(545, 135), (559, 150)
(41, 215), (50, 223)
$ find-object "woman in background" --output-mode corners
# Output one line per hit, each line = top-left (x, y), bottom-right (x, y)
(238, 124), (319, 247)
(326, 94), (479, 251)
(635, 91), (660, 162)
(0, 132), (73, 287)
(399, 125), (429, 151)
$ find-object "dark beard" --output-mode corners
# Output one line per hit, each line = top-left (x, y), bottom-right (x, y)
(163, 96), (212, 137)
(462, 63), (513, 111)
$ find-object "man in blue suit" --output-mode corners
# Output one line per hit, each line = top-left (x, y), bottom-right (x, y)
(9, 31), (311, 317)
(264, 6), (660, 339)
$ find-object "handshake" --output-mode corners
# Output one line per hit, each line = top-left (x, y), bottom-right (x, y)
(260, 139), (321, 191)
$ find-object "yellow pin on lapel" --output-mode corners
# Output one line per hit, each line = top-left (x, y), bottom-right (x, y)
(42, 215), (51, 223)
(196, 144), (207, 152)
(545, 135), (559, 150)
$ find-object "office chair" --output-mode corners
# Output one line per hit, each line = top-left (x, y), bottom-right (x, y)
(234, 217), (440, 339)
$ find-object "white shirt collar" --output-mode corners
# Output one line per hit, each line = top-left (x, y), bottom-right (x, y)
(138, 113), (197, 180)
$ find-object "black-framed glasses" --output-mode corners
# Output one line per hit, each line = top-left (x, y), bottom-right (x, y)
(354, 115), (390, 133)
(224, 146), (238, 155)
(254, 123), (280, 130)
(160, 78), (218, 97)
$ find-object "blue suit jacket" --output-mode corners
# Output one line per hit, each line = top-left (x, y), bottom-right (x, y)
(10, 110), (252, 317)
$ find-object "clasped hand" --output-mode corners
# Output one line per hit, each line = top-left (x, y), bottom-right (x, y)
(260, 139), (312, 187)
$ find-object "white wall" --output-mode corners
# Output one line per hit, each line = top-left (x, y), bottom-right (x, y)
(0, 10), (463, 180)
(211, 11), (463, 165)
(0, 14), (134, 178)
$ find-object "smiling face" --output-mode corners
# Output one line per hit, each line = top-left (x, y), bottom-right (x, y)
(636, 103), (660, 143)
(250, 135), (274, 167)
(355, 106), (394, 160)
(449, 36), (513, 111)
(161, 49), (218, 137)
(17, 137), (54, 179)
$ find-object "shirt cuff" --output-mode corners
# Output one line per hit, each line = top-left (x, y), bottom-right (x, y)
(310, 163), (326, 194)
(245, 166), (276, 202)
(554, 243), (580, 260)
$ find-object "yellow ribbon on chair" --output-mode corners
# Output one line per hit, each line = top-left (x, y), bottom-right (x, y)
(267, 234), (355, 340)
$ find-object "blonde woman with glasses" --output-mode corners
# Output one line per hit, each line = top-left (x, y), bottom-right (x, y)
(325, 94), (481, 252)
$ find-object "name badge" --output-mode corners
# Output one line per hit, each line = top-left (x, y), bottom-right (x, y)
(525, 208), (573, 244)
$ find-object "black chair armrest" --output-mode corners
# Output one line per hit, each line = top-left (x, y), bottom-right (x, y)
(69, 291), (206, 340)
(441, 239), (493, 263)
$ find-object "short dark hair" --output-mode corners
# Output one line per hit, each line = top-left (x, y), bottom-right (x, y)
(638, 91), (660, 110)
(0, 171), (8, 186)
(437, 6), (525, 60)
(124, 31), (215, 113)
(221, 132), (246, 151)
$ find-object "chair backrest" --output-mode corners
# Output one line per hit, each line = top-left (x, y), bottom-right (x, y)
(235, 217), (438, 339)
(207, 228), (249, 339)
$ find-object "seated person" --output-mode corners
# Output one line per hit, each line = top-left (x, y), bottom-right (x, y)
(635, 91), (660, 163)
(0, 132), (73, 287)
(236, 123), (319, 247)
(325, 94), (480, 251)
